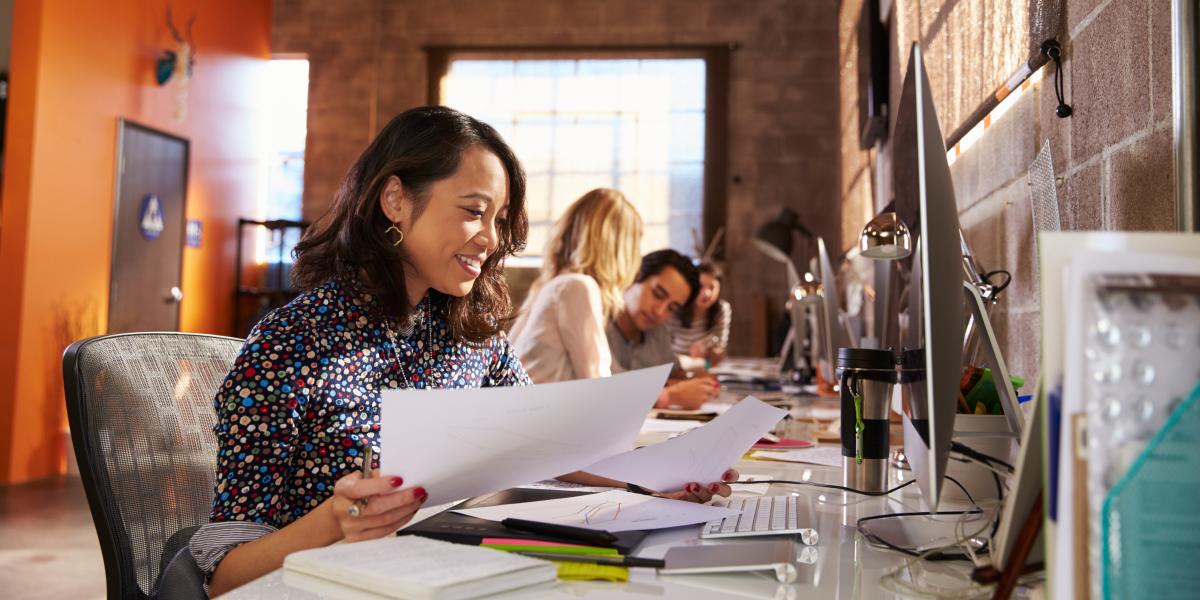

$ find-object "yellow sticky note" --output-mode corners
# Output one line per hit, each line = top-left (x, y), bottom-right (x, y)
(555, 561), (629, 582)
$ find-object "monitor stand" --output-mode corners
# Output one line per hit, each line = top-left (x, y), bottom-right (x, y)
(957, 281), (1022, 438)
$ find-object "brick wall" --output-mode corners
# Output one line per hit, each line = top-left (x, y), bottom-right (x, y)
(837, 0), (1176, 386)
(274, 0), (841, 356)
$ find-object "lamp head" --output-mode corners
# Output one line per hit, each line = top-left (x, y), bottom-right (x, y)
(859, 211), (913, 260)
(791, 280), (823, 305)
(754, 208), (808, 264)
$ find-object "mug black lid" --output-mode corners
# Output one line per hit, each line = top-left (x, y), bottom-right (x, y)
(899, 347), (925, 369)
(837, 347), (896, 370)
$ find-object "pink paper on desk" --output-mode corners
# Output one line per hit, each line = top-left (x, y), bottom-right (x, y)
(753, 438), (814, 449)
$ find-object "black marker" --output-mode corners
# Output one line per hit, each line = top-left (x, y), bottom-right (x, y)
(501, 518), (619, 546)
(514, 551), (665, 569)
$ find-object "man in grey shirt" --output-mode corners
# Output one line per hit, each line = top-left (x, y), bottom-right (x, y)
(607, 249), (721, 409)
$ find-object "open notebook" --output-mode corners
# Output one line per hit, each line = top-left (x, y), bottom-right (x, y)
(282, 535), (557, 600)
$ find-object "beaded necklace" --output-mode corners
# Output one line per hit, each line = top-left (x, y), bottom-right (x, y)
(384, 296), (434, 388)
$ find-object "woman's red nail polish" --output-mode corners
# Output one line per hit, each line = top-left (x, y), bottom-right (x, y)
(688, 483), (700, 493)
(709, 483), (720, 492)
(390, 476), (404, 488)
(723, 470), (735, 480)
(415, 487), (428, 502)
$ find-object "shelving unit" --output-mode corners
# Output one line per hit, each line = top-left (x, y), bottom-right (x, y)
(233, 218), (309, 336)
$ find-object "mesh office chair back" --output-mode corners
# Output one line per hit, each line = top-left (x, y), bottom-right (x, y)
(63, 333), (243, 599)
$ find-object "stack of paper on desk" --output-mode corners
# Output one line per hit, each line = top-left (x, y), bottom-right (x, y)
(748, 446), (842, 467)
(381, 365), (670, 505)
(283, 536), (556, 600)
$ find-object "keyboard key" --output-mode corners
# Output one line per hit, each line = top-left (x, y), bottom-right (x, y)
(752, 498), (771, 530)
(770, 497), (787, 530)
(721, 517), (739, 533)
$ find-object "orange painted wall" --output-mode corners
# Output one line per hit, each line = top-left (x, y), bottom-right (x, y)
(0, 0), (271, 483)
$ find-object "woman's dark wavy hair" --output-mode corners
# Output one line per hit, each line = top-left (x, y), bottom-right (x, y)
(291, 106), (528, 343)
(678, 261), (723, 330)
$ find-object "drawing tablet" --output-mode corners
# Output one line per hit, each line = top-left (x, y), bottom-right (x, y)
(397, 488), (648, 554)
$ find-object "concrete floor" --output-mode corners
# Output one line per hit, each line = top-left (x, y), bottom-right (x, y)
(0, 476), (105, 599)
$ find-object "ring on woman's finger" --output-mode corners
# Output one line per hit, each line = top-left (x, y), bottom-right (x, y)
(347, 499), (367, 518)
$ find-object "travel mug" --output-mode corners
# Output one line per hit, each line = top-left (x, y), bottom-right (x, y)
(839, 347), (896, 493)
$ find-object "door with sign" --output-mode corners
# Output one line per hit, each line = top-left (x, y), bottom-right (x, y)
(108, 119), (189, 333)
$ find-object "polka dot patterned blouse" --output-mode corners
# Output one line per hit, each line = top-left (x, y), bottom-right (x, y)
(190, 277), (530, 575)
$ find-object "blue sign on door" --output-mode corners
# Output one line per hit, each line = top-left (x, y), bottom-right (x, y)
(139, 194), (165, 240)
(186, 219), (203, 248)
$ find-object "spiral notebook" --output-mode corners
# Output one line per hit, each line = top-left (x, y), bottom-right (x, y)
(282, 535), (556, 600)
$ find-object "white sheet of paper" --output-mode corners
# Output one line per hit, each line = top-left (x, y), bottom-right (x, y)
(381, 365), (670, 505)
(751, 446), (843, 468)
(453, 490), (741, 532)
(803, 405), (841, 421)
(640, 418), (704, 434)
(585, 397), (787, 492)
(733, 474), (773, 495)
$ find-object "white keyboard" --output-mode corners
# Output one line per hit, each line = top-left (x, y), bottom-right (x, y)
(703, 495), (819, 545)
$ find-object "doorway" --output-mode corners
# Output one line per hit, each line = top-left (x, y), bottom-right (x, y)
(108, 119), (189, 333)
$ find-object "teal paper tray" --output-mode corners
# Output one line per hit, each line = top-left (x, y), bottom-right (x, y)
(1102, 383), (1200, 600)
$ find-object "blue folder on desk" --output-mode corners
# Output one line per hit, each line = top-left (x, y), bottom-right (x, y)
(397, 488), (648, 555)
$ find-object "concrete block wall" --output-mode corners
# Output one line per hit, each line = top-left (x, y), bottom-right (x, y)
(837, 0), (1177, 386)
(273, 0), (842, 356)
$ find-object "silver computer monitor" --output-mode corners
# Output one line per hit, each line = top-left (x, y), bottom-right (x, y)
(814, 237), (852, 384)
(892, 42), (966, 510)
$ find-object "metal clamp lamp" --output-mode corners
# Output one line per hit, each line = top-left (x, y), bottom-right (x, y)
(754, 208), (817, 374)
(859, 211), (913, 260)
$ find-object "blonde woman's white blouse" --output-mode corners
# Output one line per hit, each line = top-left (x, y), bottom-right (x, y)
(510, 273), (612, 383)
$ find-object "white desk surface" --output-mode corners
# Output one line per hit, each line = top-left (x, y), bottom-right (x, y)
(220, 391), (987, 600)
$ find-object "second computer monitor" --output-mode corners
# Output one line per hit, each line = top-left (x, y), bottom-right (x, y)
(814, 237), (851, 384)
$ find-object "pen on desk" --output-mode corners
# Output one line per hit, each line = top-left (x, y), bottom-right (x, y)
(514, 551), (665, 569)
(501, 518), (619, 546)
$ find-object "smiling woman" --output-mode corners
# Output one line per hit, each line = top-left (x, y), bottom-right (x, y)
(191, 106), (537, 597)
(290, 106), (529, 341)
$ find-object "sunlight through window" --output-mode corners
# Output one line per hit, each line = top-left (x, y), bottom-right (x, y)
(442, 58), (707, 259)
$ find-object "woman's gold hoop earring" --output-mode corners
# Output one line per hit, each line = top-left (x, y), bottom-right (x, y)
(386, 224), (404, 246)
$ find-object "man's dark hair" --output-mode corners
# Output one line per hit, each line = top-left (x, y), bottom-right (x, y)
(634, 249), (701, 307)
(292, 106), (528, 342)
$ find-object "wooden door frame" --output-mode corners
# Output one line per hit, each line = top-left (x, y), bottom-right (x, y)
(108, 118), (191, 332)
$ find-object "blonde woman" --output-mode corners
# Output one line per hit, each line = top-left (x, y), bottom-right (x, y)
(510, 188), (643, 383)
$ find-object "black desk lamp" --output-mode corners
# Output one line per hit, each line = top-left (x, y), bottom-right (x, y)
(753, 208), (814, 285)
(754, 208), (816, 374)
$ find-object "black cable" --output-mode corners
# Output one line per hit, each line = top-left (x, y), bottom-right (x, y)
(730, 478), (916, 496)
(981, 269), (1012, 302)
(857, 509), (985, 561)
(951, 441), (1015, 473)
(944, 475), (977, 507)
(1042, 40), (1072, 118)
(853, 476), (989, 561)
(829, 475), (994, 561)
(738, 475), (998, 561)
